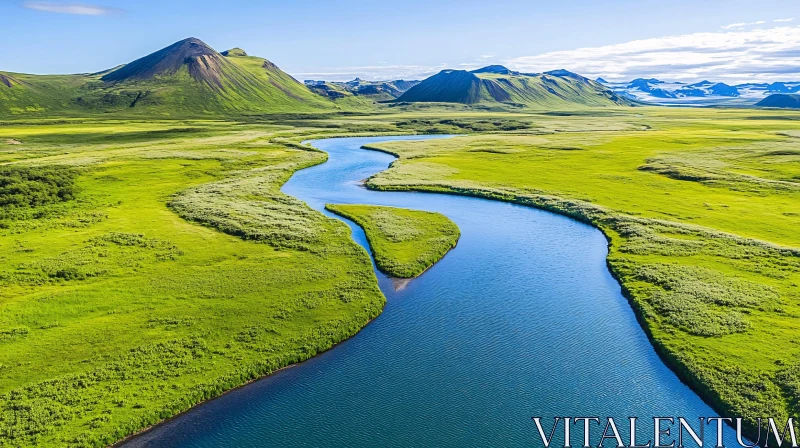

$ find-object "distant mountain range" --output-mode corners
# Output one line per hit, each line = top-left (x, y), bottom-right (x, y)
(304, 78), (420, 101)
(20, 37), (800, 116)
(0, 38), (636, 117)
(0, 40), (638, 117)
(598, 77), (800, 106)
(393, 65), (634, 108)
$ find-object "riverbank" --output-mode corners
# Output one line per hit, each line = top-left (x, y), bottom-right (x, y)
(0, 121), (393, 447)
(126, 133), (746, 447)
(361, 123), (800, 441)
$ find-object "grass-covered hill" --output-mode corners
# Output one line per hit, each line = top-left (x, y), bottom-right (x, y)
(756, 93), (800, 108)
(395, 65), (635, 109)
(0, 38), (350, 117)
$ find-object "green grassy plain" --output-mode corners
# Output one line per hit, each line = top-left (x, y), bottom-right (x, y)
(0, 119), (397, 446)
(362, 106), (800, 437)
(325, 204), (460, 278)
(0, 106), (797, 445)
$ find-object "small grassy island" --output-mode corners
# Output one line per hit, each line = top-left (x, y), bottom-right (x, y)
(325, 204), (460, 278)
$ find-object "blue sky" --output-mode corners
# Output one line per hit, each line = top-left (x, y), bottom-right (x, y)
(3, 0), (800, 83)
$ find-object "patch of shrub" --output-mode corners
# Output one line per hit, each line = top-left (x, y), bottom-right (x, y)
(5, 233), (183, 285)
(0, 165), (77, 208)
(0, 326), (30, 342)
(633, 263), (777, 336)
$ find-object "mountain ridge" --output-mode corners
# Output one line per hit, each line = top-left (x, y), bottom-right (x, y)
(304, 78), (420, 102)
(394, 66), (634, 108)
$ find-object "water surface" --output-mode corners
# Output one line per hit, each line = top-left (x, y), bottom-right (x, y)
(126, 135), (736, 447)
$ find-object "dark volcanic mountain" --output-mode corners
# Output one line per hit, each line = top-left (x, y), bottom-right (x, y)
(101, 38), (229, 86)
(757, 93), (800, 108)
(395, 66), (634, 108)
(0, 38), (339, 116)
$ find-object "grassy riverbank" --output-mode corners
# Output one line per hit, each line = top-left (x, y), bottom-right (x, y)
(0, 119), (396, 446)
(362, 107), (800, 437)
(325, 204), (460, 278)
(0, 107), (798, 445)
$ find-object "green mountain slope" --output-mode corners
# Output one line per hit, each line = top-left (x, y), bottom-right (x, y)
(0, 71), (94, 115)
(756, 93), (800, 108)
(0, 38), (349, 117)
(395, 66), (635, 108)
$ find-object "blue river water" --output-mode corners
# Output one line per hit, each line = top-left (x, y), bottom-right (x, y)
(124, 135), (740, 447)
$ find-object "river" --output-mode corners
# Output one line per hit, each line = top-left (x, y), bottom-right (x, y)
(124, 135), (737, 447)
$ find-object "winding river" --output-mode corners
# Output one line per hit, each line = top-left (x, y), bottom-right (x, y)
(125, 136), (737, 447)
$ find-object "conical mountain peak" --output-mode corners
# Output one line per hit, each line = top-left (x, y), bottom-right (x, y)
(101, 37), (224, 83)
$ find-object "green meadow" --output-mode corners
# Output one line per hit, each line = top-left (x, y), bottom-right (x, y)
(325, 204), (460, 278)
(0, 119), (394, 446)
(0, 106), (797, 445)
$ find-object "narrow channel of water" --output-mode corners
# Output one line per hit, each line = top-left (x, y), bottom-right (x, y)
(125, 135), (737, 447)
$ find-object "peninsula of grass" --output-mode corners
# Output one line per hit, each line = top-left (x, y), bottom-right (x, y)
(325, 204), (460, 278)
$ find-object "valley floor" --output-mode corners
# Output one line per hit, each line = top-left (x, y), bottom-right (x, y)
(0, 107), (797, 445)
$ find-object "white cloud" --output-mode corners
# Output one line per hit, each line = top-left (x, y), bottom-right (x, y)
(506, 25), (800, 83)
(722, 20), (765, 29)
(22, 1), (122, 15)
(721, 23), (748, 29)
(775, 18), (795, 22)
(293, 64), (451, 82)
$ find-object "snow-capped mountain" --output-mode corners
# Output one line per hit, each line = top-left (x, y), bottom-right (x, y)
(598, 78), (800, 106)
